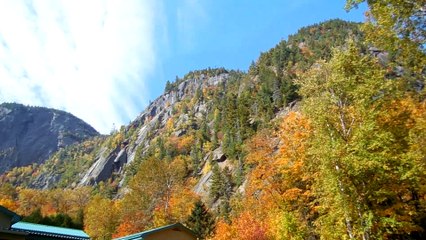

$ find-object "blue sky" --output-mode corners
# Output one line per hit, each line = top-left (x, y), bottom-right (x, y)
(0, 0), (366, 133)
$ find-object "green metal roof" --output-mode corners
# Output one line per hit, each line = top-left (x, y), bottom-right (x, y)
(114, 223), (197, 240)
(11, 222), (90, 240)
(0, 205), (22, 224)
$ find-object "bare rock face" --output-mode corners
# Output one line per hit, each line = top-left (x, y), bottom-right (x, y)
(211, 146), (227, 162)
(0, 103), (99, 174)
(78, 73), (230, 187)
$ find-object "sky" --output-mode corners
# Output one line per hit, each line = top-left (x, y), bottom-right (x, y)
(0, 0), (367, 134)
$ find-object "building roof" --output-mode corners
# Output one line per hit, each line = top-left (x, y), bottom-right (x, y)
(11, 222), (90, 240)
(114, 223), (197, 240)
(0, 205), (22, 224)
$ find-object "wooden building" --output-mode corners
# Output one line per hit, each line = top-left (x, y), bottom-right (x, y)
(114, 223), (198, 240)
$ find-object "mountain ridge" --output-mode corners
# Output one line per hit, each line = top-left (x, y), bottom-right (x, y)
(2, 19), (361, 191)
(0, 6), (424, 237)
(0, 102), (99, 174)
(0, 19), (363, 190)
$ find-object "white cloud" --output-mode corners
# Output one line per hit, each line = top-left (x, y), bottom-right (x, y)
(0, 0), (161, 133)
(176, 0), (207, 50)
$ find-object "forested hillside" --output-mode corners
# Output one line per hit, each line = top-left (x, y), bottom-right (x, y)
(1, 0), (425, 239)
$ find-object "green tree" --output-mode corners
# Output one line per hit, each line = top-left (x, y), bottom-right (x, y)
(298, 41), (426, 239)
(218, 167), (234, 221)
(165, 80), (173, 92)
(23, 208), (44, 224)
(209, 162), (224, 202)
(186, 200), (215, 239)
(346, 0), (426, 94)
(190, 142), (202, 175)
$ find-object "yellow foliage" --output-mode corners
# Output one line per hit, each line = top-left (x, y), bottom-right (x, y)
(84, 195), (118, 240)
(177, 134), (194, 153)
(211, 220), (235, 240)
(165, 118), (174, 132)
(169, 187), (198, 223)
(112, 132), (124, 148)
(203, 141), (213, 152)
(0, 198), (18, 211)
(202, 161), (211, 175)
(228, 112), (314, 239)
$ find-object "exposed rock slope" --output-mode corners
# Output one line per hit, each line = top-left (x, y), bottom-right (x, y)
(2, 19), (363, 195)
(0, 103), (99, 174)
(78, 73), (230, 186)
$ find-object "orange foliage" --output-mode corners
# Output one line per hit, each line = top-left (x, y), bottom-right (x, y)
(221, 112), (315, 239)
(212, 220), (234, 240)
(246, 112), (313, 204)
(152, 185), (197, 228)
(212, 211), (269, 240)
(245, 111), (313, 214)
(17, 188), (46, 216)
(113, 221), (136, 239)
(167, 134), (195, 154)
(169, 187), (198, 223)
(0, 198), (18, 211)
(177, 134), (195, 154)
(234, 211), (269, 240)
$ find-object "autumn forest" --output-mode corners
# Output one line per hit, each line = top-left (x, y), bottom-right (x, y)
(1, 0), (425, 239)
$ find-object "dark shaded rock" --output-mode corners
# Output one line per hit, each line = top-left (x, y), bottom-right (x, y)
(212, 147), (226, 162)
(79, 147), (116, 185)
(0, 103), (99, 174)
(150, 106), (157, 117)
(79, 144), (129, 186)
(173, 129), (187, 137)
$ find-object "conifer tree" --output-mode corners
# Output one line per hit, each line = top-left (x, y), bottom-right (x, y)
(165, 80), (172, 92)
(23, 208), (44, 224)
(186, 200), (215, 239)
(209, 162), (224, 202)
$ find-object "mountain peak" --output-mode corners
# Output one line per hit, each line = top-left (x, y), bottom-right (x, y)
(0, 102), (99, 174)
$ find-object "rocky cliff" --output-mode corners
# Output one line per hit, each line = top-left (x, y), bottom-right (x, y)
(0, 103), (99, 174)
(78, 73), (230, 186)
(2, 20), (363, 197)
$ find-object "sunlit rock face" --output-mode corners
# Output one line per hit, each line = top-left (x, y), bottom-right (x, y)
(78, 73), (230, 187)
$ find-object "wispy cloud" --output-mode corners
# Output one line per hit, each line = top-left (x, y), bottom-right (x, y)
(0, 0), (161, 133)
(176, 0), (207, 51)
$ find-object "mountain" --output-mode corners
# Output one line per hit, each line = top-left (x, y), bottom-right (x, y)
(0, 17), (378, 233)
(0, 103), (99, 174)
(1, 9), (425, 238)
(0, 19), (363, 190)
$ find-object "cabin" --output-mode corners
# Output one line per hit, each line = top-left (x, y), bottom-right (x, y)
(114, 223), (198, 240)
(0, 205), (89, 240)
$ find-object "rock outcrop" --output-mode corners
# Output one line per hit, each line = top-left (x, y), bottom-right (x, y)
(0, 103), (99, 174)
(78, 73), (229, 186)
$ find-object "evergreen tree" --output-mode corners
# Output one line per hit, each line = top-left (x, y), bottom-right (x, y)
(23, 208), (44, 224)
(23, 209), (82, 229)
(209, 162), (224, 202)
(186, 200), (215, 239)
(165, 80), (172, 92)
(218, 167), (233, 221)
(190, 143), (201, 175)
(156, 137), (166, 160)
